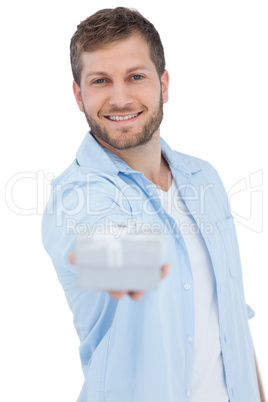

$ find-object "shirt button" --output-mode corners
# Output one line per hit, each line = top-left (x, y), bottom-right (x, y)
(186, 390), (190, 397)
(187, 336), (194, 343)
(184, 283), (191, 291)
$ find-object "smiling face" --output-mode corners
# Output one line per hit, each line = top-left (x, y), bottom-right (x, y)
(73, 34), (169, 150)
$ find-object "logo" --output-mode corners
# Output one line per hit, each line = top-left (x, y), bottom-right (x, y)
(228, 170), (263, 233)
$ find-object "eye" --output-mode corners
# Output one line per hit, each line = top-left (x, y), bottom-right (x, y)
(93, 78), (106, 85)
(131, 74), (143, 81)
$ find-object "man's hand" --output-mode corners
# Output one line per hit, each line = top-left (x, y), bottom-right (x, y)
(69, 252), (170, 301)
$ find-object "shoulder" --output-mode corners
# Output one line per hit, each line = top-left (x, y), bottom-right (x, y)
(175, 149), (212, 169)
(171, 149), (229, 204)
(173, 149), (222, 178)
(161, 138), (219, 177)
(51, 160), (119, 191)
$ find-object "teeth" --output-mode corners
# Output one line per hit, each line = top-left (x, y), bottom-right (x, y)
(108, 113), (139, 121)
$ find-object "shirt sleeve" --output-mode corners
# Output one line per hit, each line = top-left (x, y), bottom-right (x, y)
(42, 169), (132, 274)
(41, 169), (133, 356)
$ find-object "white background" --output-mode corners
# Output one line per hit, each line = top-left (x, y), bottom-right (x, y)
(1, 0), (267, 400)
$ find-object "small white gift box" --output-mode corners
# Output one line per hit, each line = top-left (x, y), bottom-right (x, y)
(75, 226), (164, 290)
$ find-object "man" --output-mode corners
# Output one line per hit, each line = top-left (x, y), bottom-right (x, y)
(42, 7), (264, 402)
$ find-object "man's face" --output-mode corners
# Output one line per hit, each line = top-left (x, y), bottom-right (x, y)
(73, 34), (169, 150)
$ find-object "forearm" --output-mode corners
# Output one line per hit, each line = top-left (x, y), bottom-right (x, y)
(255, 351), (266, 402)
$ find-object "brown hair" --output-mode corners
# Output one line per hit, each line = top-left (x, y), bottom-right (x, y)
(70, 7), (166, 86)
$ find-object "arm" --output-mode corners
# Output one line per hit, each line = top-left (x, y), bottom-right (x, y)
(255, 351), (266, 402)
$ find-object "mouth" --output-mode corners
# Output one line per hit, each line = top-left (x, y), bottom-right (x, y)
(104, 112), (143, 123)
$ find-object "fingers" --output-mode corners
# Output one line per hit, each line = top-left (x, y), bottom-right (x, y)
(160, 264), (170, 280)
(108, 291), (128, 300)
(128, 291), (146, 301)
(109, 290), (145, 301)
(69, 252), (75, 264)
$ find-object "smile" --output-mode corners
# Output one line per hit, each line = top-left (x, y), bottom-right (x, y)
(105, 112), (142, 121)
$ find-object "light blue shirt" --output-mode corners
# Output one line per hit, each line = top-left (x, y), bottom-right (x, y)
(42, 132), (260, 402)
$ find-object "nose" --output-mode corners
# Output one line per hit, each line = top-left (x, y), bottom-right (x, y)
(108, 81), (133, 109)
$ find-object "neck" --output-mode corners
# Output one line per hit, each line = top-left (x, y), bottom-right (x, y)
(94, 130), (172, 191)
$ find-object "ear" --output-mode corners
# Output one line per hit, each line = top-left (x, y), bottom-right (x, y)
(161, 70), (169, 104)
(73, 81), (84, 113)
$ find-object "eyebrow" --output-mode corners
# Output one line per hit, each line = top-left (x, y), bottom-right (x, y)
(125, 65), (152, 74)
(85, 65), (152, 78)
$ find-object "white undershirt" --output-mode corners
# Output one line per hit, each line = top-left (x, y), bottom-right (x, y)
(158, 179), (229, 402)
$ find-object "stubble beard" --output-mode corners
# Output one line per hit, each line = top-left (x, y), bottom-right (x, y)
(82, 94), (164, 150)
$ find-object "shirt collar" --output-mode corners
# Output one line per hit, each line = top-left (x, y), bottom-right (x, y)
(76, 132), (122, 175)
(160, 137), (201, 175)
(76, 131), (201, 176)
